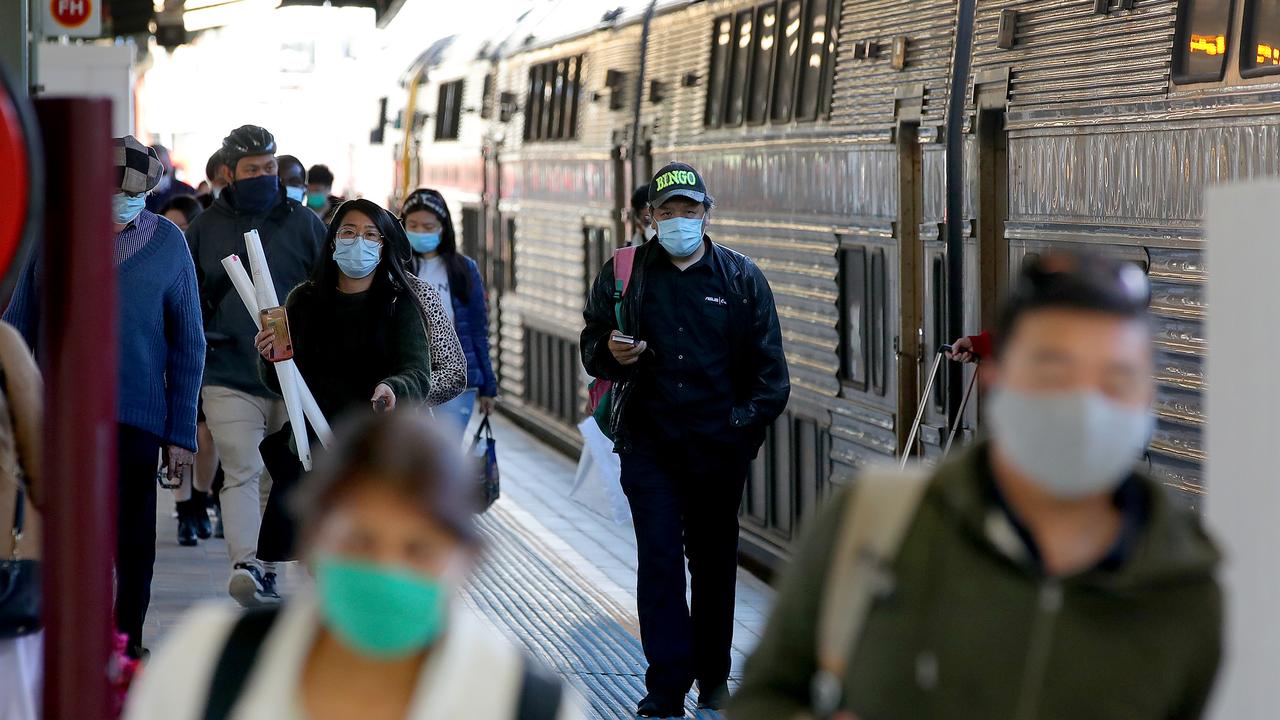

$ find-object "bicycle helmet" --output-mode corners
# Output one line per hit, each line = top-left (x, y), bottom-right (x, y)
(221, 125), (277, 167)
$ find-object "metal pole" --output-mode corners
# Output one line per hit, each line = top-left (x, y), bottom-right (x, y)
(36, 97), (117, 720)
(630, 0), (658, 191)
(944, 0), (977, 432)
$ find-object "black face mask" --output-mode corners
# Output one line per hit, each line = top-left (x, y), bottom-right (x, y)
(231, 174), (280, 214)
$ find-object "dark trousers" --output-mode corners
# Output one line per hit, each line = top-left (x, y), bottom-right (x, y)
(619, 437), (750, 700)
(116, 424), (160, 654)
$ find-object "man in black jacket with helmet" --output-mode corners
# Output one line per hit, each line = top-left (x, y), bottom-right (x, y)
(581, 162), (790, 716)
(185, 125), (327, 607)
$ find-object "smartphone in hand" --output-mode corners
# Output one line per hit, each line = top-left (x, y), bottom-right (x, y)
(612, 334), (638, 346)
(260, 306), (294, 362)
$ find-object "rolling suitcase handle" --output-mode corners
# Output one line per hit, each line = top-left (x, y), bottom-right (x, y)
(900, 344), (951, 470)
(902, 345), (983, 469)
(943, 362), (980, 457)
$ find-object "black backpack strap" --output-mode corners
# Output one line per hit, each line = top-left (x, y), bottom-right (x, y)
(202, 607), (283, 720)
(515, 659), (563, 720)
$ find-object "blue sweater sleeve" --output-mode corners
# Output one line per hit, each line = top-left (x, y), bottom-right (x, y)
(466, 259), (498, 397)
(162, 243), (207, 451)
(1, 255), (40, 353)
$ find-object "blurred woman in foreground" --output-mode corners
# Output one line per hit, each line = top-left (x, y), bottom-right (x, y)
(124, 411), (582, 719)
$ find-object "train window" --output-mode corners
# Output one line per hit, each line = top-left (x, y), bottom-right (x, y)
(794, 0), (831, 121)
(525, 64), (544, 140)
(566, 56), (582, 137)
(524, 56), (582, 141)
(870, 247), (887, 396)
(1173, 0), (1235, 83)
(541, 62), (556, 140)
(1242, 0), (1280, 75)
(748, 3), (778, 125)
(838, 246), (868, 390)
(548, 60), (565, 139)
(771, 0), (803, 123)
(434, 79), (464, 141)
(705, 15), (734, 127)
(724, 10), (755, 127)
(583, 225), (614, 305)
(480, 73), (496, 120)
(819, 0), (841, 117)
(505, 218), (518, 292)
(930, 255), (947, 412)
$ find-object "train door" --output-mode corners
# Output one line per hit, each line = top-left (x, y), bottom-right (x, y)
(895, 110), (926, 457)
(956, 73), (1012, 444)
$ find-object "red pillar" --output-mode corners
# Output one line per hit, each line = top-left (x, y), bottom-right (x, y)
(36, 98), (117, 720)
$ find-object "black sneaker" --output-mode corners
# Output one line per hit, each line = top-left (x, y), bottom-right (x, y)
(212, 502), (224, 539)
(177, 515), (198, 547)
(636, 694), (684, 718)
(228, 564), (279, 607)
(261, 571), (282, 602)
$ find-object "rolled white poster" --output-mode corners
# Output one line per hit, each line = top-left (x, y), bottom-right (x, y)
(243, 229), (281, 309)
(220, 254), (332, 447)
(240, 232), (311, 469)
(221, 254), (261, 318)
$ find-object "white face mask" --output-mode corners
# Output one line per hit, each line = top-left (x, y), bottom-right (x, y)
(986, 386), (1153, 499)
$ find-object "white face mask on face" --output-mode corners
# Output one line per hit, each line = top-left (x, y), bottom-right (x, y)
(986, 386), (1153, 499)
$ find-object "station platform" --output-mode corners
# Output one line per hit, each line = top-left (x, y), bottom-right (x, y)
(143, 414), (776, 719)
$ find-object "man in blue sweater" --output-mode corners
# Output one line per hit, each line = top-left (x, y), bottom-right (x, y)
(3, 135), (206, 658)
(185, 125), (326, 607)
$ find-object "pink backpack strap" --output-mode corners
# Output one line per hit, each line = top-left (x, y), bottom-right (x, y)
(614, 246), (638, 296)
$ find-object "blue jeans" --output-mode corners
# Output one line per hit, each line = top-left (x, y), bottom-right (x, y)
(437, 388), (477, 443)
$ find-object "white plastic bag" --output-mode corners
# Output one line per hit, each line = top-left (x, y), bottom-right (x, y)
(572, 416), (631, 525)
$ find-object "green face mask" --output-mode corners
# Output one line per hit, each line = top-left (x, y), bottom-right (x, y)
(306, 192), (328, 210)
(315, 556), (448, 659)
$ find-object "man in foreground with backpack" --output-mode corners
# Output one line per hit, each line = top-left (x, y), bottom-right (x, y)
(581, 162), (790, 717)
(729, 252), (1223, 720)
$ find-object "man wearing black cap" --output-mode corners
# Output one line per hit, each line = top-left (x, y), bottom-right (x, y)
(185, 124), (327, 607)
(4, 135), (206, 658)
(581, 162), (790, 715)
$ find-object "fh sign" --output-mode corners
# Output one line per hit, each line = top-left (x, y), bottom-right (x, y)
(45, 0), (102, 38)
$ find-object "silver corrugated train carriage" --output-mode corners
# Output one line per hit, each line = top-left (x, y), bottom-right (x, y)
(392, 0), (1280, 569)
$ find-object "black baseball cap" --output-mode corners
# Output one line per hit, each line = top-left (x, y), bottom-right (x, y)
(648, 162), (707, 208)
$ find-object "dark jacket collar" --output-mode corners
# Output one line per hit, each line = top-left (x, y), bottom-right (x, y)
(931, 439), (1220, 591)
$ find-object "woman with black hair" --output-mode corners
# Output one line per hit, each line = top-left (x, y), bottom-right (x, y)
(401, 188), (497, 439)
(254, 198), (431, 420)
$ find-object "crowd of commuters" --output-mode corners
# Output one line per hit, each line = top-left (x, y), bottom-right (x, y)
(0, 130), (1226, 720)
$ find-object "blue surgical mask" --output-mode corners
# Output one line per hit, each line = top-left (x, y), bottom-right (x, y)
(111, 192), (146, 225)
(657, 217), (704, 258)
(231, 174), (279, 214)
(285, 185), (306, 204)
(333, 237), (382, 279)
(407, 231), (442, 254)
